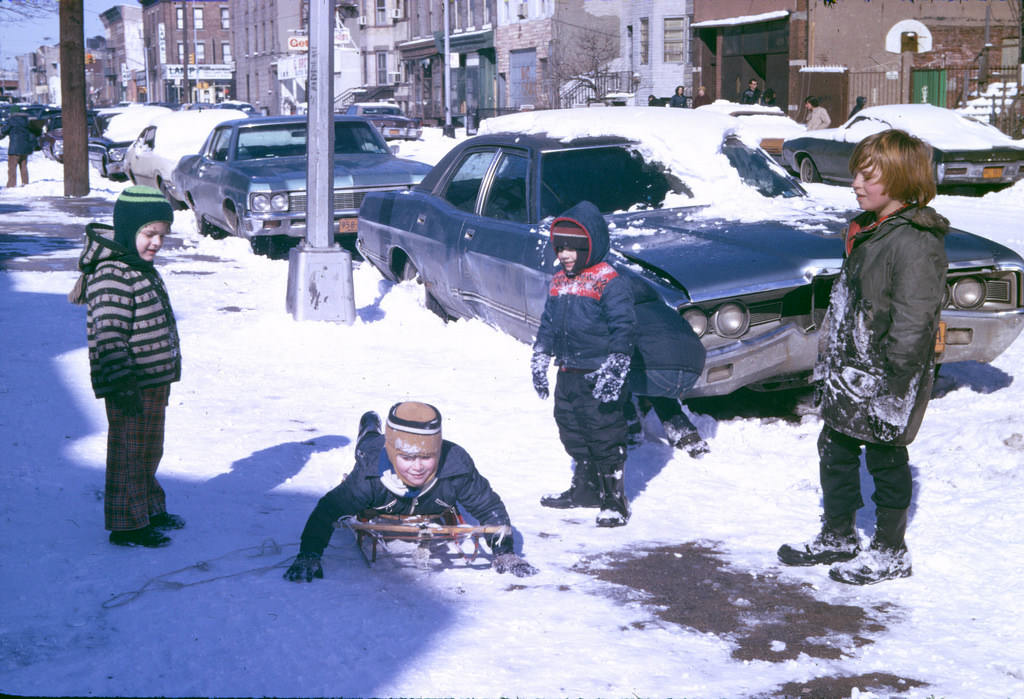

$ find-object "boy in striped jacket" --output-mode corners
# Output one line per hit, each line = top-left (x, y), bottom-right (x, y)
(70, 186), (183, 548)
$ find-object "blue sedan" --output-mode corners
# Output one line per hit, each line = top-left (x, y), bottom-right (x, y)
(173, 115), (432, 254)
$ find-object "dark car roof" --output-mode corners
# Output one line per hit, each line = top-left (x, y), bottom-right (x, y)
(417, 131), (634, 192)
(215, 114), (372, 129)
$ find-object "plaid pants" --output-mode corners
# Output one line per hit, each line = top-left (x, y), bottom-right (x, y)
(104, 384), (171, 531)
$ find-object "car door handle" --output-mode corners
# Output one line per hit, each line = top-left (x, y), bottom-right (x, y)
(464, 228), (475, 240)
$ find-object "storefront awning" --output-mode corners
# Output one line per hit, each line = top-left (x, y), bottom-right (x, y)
(432, 27), (494, 55)
(691, 10), (789, 30)
(397, 37), (437, 60)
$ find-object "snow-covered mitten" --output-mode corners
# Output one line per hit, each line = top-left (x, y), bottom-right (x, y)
(586, 353), (631, 403)
(493, 553), (539, 578)
(284, 552), (323, 582)
(531, 351), (552, 399)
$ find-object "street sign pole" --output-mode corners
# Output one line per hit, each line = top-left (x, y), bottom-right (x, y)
(285, 0), (356, 323)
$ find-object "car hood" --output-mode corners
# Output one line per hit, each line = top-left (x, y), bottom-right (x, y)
(229, 154), (431, 188)
(609, 208), (1022, 302)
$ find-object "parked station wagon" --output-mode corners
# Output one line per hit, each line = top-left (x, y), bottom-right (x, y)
(357, 108), (1024, 399)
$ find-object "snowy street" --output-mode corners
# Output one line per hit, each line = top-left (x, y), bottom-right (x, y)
(2, 135), (1024, 698)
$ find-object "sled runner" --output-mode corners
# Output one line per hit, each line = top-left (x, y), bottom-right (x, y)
(335, 511), (508, 567)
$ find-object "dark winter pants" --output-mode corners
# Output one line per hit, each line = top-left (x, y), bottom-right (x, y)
(554, 370), (628, 464)
(104, 384), (171, 531)
(818, 424), (912, 518)
(7, 154), (28, 187)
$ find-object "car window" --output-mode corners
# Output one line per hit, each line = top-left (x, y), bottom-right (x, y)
(720, 137), (804, 198)
(236, 125), (306, 158)
(482, 151), (529, 223)
(334, 121), (389, 155)
(539, 146), (677, 219)
(443, 150), (496, 213)
(208, 128), (232, 161)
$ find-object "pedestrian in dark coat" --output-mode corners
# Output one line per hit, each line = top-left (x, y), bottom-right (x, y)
(848, 96), (867, 120)
(741, 79), (761, 105)
(284, 402), (537, 581)
(69, 186), (183, 548)
(2, 108), (35, 187)
(531, 200), (636, 527)
(669, 86), (688, 108)
(779, 129), (947, 585)
(692, 85), (712, 108)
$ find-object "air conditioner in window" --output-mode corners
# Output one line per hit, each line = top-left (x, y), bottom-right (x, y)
(357, 15), (367, 26)
(516, 2), (528, 19)
(388, 71), (402, 83)
(390, 8), (403, 20)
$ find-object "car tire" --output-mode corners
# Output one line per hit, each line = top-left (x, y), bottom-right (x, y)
(100, 157), (109, 178)
(799, 157), (821, 184)
(399, 257), (419, 282)
(398, 256), (451, 321)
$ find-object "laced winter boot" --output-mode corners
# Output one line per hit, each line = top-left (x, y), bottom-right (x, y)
(662, 414), (709, 458)
(540, 460), (603, 509)
(595, 455), (630, 527)
(777, 512), (860, 566)
(829, 507), (912, 585)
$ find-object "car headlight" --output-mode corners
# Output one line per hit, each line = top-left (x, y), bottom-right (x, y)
(109, 148), (126, 162)
(251, 193), (289, 213)
(54, 141), (63, 156)
(711, 302), (750, 338)
(682, 307), (708, 337)
(950, 276), (985, 309)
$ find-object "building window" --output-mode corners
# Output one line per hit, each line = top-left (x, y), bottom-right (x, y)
(195, 42), (206, 63)
(176, 7), (184, 30)
(454, 0), (461, 30)
(222, 42), (232, 63)
(376, 51), (388, 85)
(376, 0), (387, 25)
(193, 7), (204, 30)
(640, 17), (649, 65)
(220, 7), (230, 30)
(664, 17), (685, 63)
(177, 41), (185, 63)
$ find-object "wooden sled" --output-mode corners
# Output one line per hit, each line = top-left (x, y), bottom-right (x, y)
(335, 512), (509, 568)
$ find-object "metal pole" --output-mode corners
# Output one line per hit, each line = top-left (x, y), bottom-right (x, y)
(443, 0), (454, 137)
(285, 0), (356, 323)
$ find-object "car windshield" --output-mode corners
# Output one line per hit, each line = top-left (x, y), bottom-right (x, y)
(539, 145), (686, 218)
(720, 137), (804, 198)
(235, 121), (389, 160)
(362, 106), (401, 115)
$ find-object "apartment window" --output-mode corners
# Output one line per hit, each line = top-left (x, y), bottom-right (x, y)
(376, 0), (387, 25)
(195, 42), (206, 63)
(640, 17), (649, 65)
(176, 7), (184, 29)
(220, 7), (230, 30)
(664, 17), (685, 63)
(177, 41), (185, 63)
(222, 42), (232, 63)
(193, 7), (204, 30)
(454, 0), (461, 30)
(376, 51), (388, 85)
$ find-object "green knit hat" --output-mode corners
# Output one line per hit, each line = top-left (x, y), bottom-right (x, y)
(113, 186), (174, 250)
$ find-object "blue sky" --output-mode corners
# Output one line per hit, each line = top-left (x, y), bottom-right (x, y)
(1, 0), (110, 64)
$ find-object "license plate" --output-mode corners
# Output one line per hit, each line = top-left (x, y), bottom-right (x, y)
(935, 321), (946, 354)
(982, 166), (1003, 179)
(338, 217), (358, 233)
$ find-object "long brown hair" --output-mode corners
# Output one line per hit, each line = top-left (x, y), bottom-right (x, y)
(849, 129), (936, 207)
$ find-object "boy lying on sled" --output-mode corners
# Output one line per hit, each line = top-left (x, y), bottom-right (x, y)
(284, 402), (538, 581)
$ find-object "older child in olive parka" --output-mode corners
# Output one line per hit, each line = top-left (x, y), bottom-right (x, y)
(778, 130), (948, 585)
(531, 201), (636, 527)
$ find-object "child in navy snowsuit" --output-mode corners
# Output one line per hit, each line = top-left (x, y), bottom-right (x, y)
(531, 201), (636, 527)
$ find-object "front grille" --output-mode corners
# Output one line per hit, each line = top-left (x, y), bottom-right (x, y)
(287, 186), (405, 214)
(986, 279), (1012, 304)
(748, 300), (783, 326)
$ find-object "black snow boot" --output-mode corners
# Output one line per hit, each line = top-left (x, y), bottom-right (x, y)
(357, 411), (382, 442)
(540, 460), (603, 509)
(595, 455), (630, 528)
(777, 512), (859, 566)
(109, 525), (171, 548)
(829, 507), (911, 585)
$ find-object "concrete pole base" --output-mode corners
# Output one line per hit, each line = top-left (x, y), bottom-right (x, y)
(285, 244), (356, 323)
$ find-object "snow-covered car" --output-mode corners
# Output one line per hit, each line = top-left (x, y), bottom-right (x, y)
(125, 108), (250, 206)
(88, 105), (172, 180)
(781, 103), (1024, 192)
(343, 102), (422, 140)
(357, 107), (1024, 399)
(172, 115), (432, 253)
(696, 100), (806, 157)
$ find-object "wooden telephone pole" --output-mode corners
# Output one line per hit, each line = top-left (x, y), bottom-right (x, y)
(59, 0), (89, 196)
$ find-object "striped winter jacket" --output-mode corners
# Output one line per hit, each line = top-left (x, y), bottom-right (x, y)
(75, 223), (181, 398)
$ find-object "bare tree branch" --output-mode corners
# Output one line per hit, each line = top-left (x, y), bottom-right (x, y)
(0, 0), (59, 22)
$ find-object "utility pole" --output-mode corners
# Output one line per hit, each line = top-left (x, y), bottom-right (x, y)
(442, 0), (454, 137)
(59, 0), (89, 197)
(285, 0), (356, 323)
(182, 0), (190, 104)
